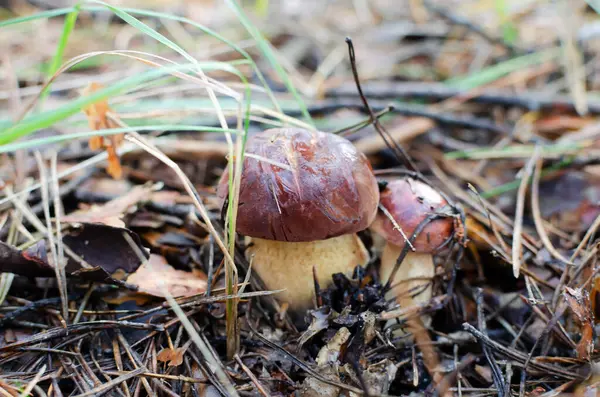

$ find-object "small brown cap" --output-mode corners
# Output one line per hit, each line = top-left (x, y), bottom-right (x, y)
(371, 178), (453, 252)
(217, 128), (379, 242)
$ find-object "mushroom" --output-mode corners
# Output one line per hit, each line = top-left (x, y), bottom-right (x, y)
(371, 178), (454, 312)
(217, 128), (379, 314)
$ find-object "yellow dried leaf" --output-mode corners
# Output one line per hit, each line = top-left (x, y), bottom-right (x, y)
(126, 254), (207, 298)
(81, 82), (123, 179)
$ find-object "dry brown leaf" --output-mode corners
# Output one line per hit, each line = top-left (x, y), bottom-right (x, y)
(127, 254), (207, 298)
(157, 347), (185, 367)
(81, 82), (124, 179)
(62, 184), (156, 228)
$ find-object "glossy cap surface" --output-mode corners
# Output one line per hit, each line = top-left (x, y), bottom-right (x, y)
(371, 178), (453, 252)
(217, 128), (379, 242)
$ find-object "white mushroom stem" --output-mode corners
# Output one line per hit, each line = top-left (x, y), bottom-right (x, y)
(245, 234), (369, 313)
(380, 243), (434, 319)
(379, 243), (442, 382)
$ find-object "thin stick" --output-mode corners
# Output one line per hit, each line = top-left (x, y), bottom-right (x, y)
(234, 354), (270, 397)
(345, 37), (418, 171)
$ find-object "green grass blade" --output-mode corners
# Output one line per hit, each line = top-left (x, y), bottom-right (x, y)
(446, 48), (561, 90)
(0, 125), (238, 154)
(481, 158), (573, 199)
(89, 1), (198, 66)
(225, 0), (314, 126)
(0, 7), (75, 27)
(40, 4), (81, 104)
(494, 0), (518, 45)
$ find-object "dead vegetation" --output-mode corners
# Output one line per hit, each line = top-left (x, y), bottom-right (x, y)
(1, 0), (600, 396)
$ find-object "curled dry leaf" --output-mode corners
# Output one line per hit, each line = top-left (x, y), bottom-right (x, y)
(126, 254), (207, 298)
(81, 82), (124, 179)
(297, 307), (330, 349)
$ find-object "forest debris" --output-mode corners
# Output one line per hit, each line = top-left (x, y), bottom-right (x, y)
(564, 287), (594, 360)
(63, 183), (157, 227)
(297, 307), (330, 349)
(126, 254), (207, 298)
(299, 327), (351, 397)
(81, 82), (124, 179)
(157, 346), (186, 367)
(316, 327), (350, 367)
(349, 359), (398, 397)
(0, 224), (147, 283)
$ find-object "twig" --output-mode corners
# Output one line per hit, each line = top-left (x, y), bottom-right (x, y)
(462, 323), (581, 380)
(18, 364), (46, 397)
(0, 321), (164, 351)
(475, 289), (506, 397)
(345, 37), (418, 171)
(234, 354), (270, 397)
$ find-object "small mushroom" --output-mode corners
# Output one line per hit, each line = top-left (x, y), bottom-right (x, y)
(371, 178), (454, 311)
(217, 128), (379, 313)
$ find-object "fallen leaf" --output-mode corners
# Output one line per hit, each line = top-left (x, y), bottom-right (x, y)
(62, 183), (157, 228)
(126, 254), (207, 298)
(63, 223), (148, 275)
(157, 346), (186, 367)
(81, 82), (124, 179)
(0, 223), (148, 285)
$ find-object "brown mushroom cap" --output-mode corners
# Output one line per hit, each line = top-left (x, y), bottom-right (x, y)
(217, 128), (379, 242)
(371, 178), (453, 252)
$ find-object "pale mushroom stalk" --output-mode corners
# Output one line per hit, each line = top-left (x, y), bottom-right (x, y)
(246, 234), (369, 312)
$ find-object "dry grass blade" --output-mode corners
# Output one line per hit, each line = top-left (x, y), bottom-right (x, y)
(511, 147), (540, 278)
(50, 153), (68, 321)
(378, 203), (415, 251)
(530, 158), (572, 265)
(34, 152), (68, 324)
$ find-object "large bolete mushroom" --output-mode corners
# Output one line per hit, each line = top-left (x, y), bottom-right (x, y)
(217, 128), (379, 313)
(371, 178), (454, 311)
